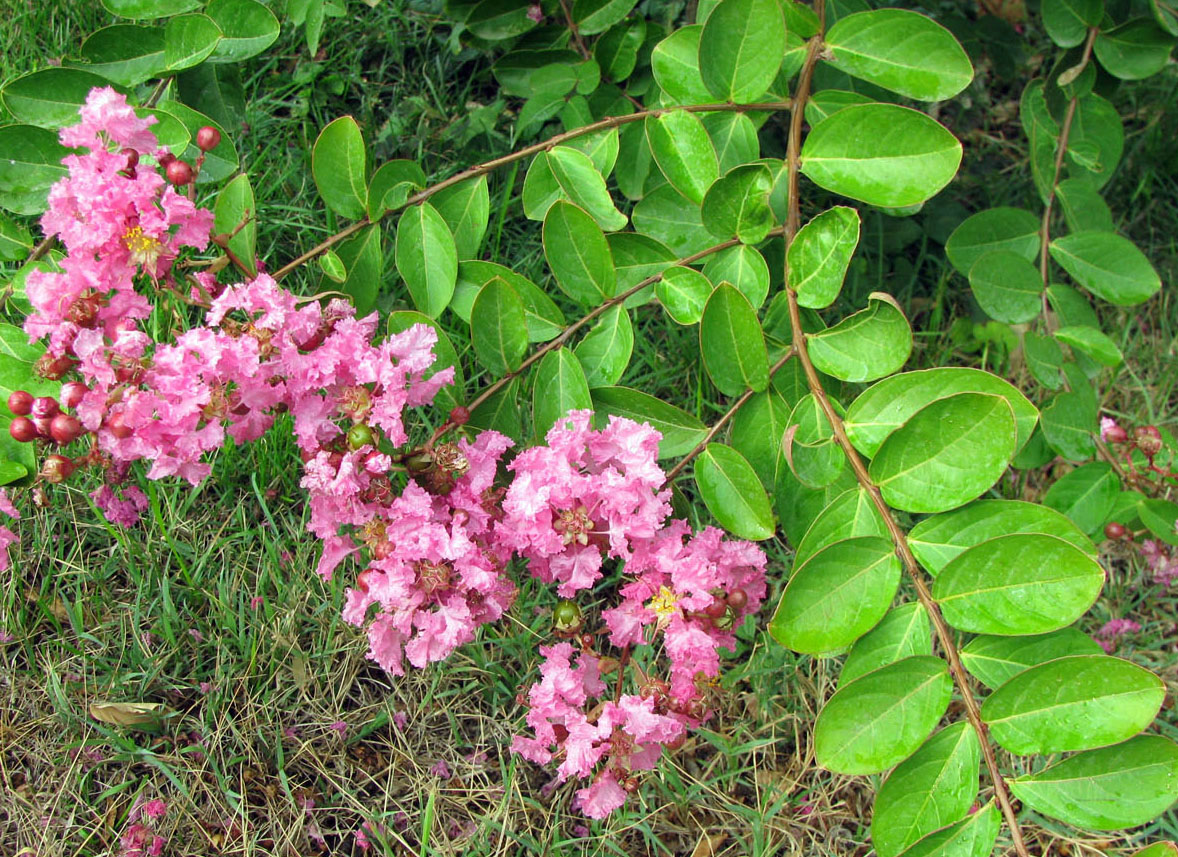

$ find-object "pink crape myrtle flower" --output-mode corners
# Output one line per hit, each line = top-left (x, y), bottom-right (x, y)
(0, 488), (18, 572)
(1096, 618), (1141, 653)
(498, 411), (671, 596)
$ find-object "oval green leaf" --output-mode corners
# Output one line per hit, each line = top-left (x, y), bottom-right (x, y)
(968, 250), (1044, 324)
(841, 602), (931, 685)
(789, 206), (861, 309)
(698, 0), (786, 102)
(960, 628), (1104, 691)
(470, 276), (528, 375)
(589, 387), (707, 459)
(695, 443), (775, 540)
(1050, 231), (1161, 307)
(574, 304), (633, 387)
(312, 116), (369, 220)
(807, 293), (911, 383)
(543, 200), (616, 306)
(814, 656), (953, 775)
(700, 283), (769, 397)
(532, 348), (592, 439)
(646, 110), (719, 206)
(396, 202), (458, 318)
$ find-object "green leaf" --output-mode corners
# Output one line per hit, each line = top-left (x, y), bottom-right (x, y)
(698, 0), (786, 101)
(961, 629), (1103, 691)
(1041, 0), (1102, 47)
(571, 0), (637, 35)
(695, 443), (775, 540)
(967, 250), (1043, 324)
(705, 112), (761, 174)
(909, 500), (1095, 577)
(532, 349), (592, 438)
(1042, 461), (1119, 536)
(645, 111), (719, 206)
(1095, 18), (1176, 80)
(334, 225), (383, 317)
(464, 0), (538, 39)
(615, 122), (652, 201)
(1153, 0), (1178, 34)
(76, 24), (167, 87)
(595, 19), (646, 81)
(1010, 735), (1178, 830)
(100, 0), (201, 18)
(1067, 94), (1124, 189)
(841, 602), (931, 685)
(982, 655), (1166, 755)
(656, 266), (712, 325)
(0, 213), (32, 263)
(893, 804), (1000, 857)
(213, 173), (256, 279)
(1131, 845), (1178, 857)
(1040, 390), (1098, 461)
(844, 367), (1038, 459)
(0, 324), (57, 483)
(522, 147), (627, 231)
(574, 305), (633, 387)
(319, 250), (346, 282)
(933, 534), (1105, 635)
(700, 284), (768, 397)
(1054, 325), (1122, 367)
(164, 14), (223, 70)
(823, 9), (973, 101)
(702, 244), (769, 309)
(807, 293), (911, 383)
(139, 108), (190, 153)
(632, 184), (714, 257)
(1, 69), (123, 129)
(431, 176), (490, 261)
(869, 392), (1016, 514)
(204, 0), (279, 62)
(769, 536), (901, 654)
(700, 164), (774, 244)
(871, 722), (981, 857)
(589, 387), (706, 458)
(176, 53), (245, 130)
(1139, 498), (1178, 546)
(730, 389), (791, 489)
(805, 89), (875, 125)
(1021, 80), (1060, 203)
(650, 25), (713, 106)
(1049, 231), (1161, 306)
(453, 262), (564, 342)
(789, 206), (860, 309)
(470, 276), (528, 375)
(395, 203), (458, 319)
(945, 206), (1040, 278)
(801, 104), (962, 207)
(1056, 178), (1114, 233)
(543, 201), (615, 307)
(0, 125), (70, 216)
(387, 311), (464, 412)
(312, 116), (369, 220)
(814, 656), (952, 775)
(610, 232), (675, 306)
(793, 487), (887, 568)
(367, 159), (426, 221)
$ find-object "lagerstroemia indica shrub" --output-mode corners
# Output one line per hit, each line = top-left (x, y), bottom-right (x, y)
(0, 0), (1175, 849)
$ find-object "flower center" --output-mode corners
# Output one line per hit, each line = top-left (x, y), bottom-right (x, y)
(649, 586), (679, 619)
(553, 505), (593, 546)
(122, 225), (165, 270)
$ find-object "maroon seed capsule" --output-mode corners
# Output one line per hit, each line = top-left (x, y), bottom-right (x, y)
(8, 390), (33, 416)
(196, 126), (221, 152)
(106, 411), (134, 440)
(60, 382), (88, 411)
(157, 152), (176, 168)
(166, 159), (193, 186)
(49, 413), (83, 446)
(1104, 522), (1126, 541)
(726, 588), (748, 610)
(31, 396), (59, 420)
(32, 417), (54, 438)
(9, 417), (37, 443)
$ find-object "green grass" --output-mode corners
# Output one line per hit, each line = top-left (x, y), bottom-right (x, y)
(2, 1), (1178, 855)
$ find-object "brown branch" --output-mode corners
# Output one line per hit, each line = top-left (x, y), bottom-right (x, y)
(273, 100), (793, 280)
(662, 347), (796, 485)
(1039, 27), (1098, 291)
(559, 0), (592, 60)
(426, 226), (787, 447)
(781, 6), (1031, 855)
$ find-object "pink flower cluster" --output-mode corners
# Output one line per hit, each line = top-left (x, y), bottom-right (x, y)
(8, 89), (772, 821)
(120, 796), (167, 857)
(1139, 539), (1178, 586)
(1096, 618), (1142, 653)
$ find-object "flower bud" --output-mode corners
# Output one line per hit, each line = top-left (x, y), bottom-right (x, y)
(1104, 522), (1126, 541)
(166, 159), (193, 186)
(106, 411), (134, 440)
(553, 598), (583, 632)
(1135, 425), (1163, 458)
(449, 405), (470, 426)
(726, 588), (748, 610)
(60, 382), (88, 411)
(9, 417), (36, 443)
(49, 413), (83, 445)
(196, 126), (221, 152)
(31, 396), (59, 420)
(8, 390), (33, 416)
(346, 423), (376, 450)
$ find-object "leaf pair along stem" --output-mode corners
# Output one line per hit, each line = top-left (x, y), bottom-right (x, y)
(781, 5), (1031, 855)
(272, 100), (792, 280)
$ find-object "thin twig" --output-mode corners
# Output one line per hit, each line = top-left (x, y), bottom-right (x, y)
(426, 227), (787, 447)
(273, 100), (792, 280)
(781, 6), (1031, 855)
(662, 347), (796, 485)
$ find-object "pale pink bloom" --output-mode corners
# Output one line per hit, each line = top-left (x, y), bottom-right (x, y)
(91, 485), (148, 527)
(1096, 618), (1142, 653)
(1099, 416), (1120, 442)
(574, 770), (627, 819)
(0, 489), (20, 519)
(329, 720), (348, 737)
(430, 759), (451, 778)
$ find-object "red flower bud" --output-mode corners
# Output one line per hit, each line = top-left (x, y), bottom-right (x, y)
(9, 417), (37, 443)
(31, 397), (59, 420)
(41, 454), (75, 483)
(49, 413), (83, 446)
(7, 390), (33, 416)
(166, 159), (193, 186)
(196, 126), (221, 152)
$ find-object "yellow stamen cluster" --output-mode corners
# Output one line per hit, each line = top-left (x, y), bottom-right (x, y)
(122, 226), (164, 270)
(649, 585), (680, 619)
